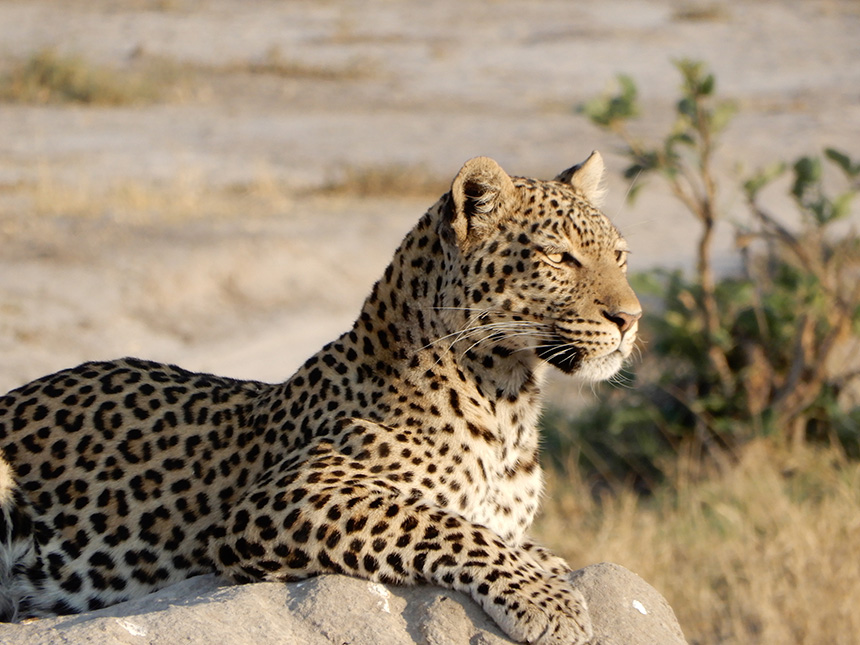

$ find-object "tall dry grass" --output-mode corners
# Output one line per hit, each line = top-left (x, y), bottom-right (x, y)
(3, 162), (448, 224)
(315, 163), (449, 199)
(0, 49), (179, 105)
(4, 165), (295, 222)
(535, 440), (860, 645)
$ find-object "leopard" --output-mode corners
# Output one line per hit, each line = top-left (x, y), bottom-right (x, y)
(0, 151), (641, 644)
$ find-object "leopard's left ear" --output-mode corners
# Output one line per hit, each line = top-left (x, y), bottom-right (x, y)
(555, 150), (606, 207)
(448, 156), (516, 248)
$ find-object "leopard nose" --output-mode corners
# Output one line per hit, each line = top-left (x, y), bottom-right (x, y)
(603, 309), (642, 333)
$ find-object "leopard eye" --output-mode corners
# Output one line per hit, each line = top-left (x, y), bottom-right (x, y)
(541, 250), (582, 268)
(615, 249), (627, 265)
(561, 252), (583, 268)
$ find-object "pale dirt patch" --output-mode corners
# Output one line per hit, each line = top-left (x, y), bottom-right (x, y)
(2, 0), (857, 395)
(1, 0), (858, 391)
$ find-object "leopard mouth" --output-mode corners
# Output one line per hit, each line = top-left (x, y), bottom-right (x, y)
(535, 341), (582, 374)
(536, 336), (630, 381)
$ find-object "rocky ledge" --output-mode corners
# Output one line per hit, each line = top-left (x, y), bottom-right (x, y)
(0, 563), (685, 644)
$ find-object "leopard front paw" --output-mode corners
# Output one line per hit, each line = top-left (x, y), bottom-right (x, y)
(519, 541), (573, 578)
(482, 574), (592, 645)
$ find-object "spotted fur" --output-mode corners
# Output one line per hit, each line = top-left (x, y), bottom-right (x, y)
(0, 152), (640, 644)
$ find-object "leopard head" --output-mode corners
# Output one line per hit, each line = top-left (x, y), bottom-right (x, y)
(439, 152), (641, 382)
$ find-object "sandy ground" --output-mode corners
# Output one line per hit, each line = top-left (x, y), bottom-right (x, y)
(1, 0), (859, 398)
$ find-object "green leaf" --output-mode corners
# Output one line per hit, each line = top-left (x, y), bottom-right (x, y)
(831, 191), (856, 222)
(674, 58), (705, 96)
(825, 147), (860, 178)
(624, 150), (661, 179)
(792, 156), (822, 199)
(581, 74), (639, 128)
(617, 74), (638, 103)
(629, 271), (666, 296)
(743, 162), (786, 199)
(623, 163), (645, 180)
(664, 310), (688, 330)
(802, 196), (830, 226)
(667, 131), (696, 150)
(626, 181), (647, 204)
(677, 96), (697, 120)
(700, 73), (715, 96)
(711, 101), (737, 134)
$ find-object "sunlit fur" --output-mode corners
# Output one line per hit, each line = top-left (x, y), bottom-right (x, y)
(0, 154), (639, 645)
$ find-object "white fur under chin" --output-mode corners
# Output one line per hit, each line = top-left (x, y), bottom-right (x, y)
(575, 350), (626, 383)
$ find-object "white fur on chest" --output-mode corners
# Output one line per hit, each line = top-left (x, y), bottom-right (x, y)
(471, 461), (544, 545)
(456, 395), (545, 544)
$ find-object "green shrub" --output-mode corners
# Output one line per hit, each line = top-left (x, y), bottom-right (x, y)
(543, 61), (860, 487)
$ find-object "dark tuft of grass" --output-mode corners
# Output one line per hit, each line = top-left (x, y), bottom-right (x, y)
(672, 4), (730, 22)
(314, 164), (449, 199)
(0, 49), (170, 106)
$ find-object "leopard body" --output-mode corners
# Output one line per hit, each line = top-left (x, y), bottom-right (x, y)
(0, 152), (641, 644)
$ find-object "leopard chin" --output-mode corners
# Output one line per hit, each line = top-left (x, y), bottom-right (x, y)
(576, 351), (627, 382)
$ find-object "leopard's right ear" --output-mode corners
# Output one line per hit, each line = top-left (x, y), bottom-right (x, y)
(447, 157), (516, 248)
(555, 150), (606, 207)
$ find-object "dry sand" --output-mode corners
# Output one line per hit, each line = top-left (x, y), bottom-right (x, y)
(2, 0), (858, 393)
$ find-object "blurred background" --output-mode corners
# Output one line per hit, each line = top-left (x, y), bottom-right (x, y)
(1, 1), (859, 642)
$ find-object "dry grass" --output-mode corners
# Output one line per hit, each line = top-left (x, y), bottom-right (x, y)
(535, 440), (860, 645)
(314, 164), (449, 199)
(0, 49), (183, 105)
(672, 4), (730, 22)
(1, 161), (446, 223)
(6, 165), (294, 222)
(0, 45), (372, 107)
(237, 46), (376, 81)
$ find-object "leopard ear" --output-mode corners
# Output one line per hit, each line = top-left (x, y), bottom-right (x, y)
(555, 150), (606, 207)
(448, 156), (516, 247)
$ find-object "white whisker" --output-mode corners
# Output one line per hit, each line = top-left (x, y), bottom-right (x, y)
(615, 169), (642, 218)
(460, 328), (552, 356)
(418, 311), (553, 365)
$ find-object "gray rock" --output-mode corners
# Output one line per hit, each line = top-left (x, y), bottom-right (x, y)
(0, 564), (685, 644)
(571, 563), (688, 645)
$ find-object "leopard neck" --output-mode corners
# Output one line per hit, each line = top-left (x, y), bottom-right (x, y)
(355, 207), (547, 408)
